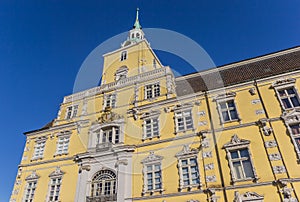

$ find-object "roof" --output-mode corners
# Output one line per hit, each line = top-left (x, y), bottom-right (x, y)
(175, 46), (300, 96)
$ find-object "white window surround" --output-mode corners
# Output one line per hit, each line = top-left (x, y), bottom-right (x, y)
(272, 78), (300, 110)
(54, 131), (71, 156)
(65, 105), (78, 119)
(120, 51), (127, 61)
(47, 167), (64, 202)
(281, 109), (300, 162)
(223, 134), (258, 183)
(175, 145), (201, 190)
(90, 169), (117, 198)
(141, 151), (163, 195)
(174, 104), (194, 133)
(234, 191), (264, 202)
(141, 110), (161, 140)
(88, 121), (125, 150)
(23, 171), (39, 202)
(144, 82), (160, 100)
(214, 92), (240, 124)
(32, 136), (47, 161)
(103, 94), (117, 109)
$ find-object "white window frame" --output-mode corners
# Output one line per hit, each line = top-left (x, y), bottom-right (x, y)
(141, 152), (163, 195)
(115, 66), (128, 81)
(143, 117), (159, 140)
(214, 92), (240, 124)
(54, 131), (71, 156)
(90, 169), (117, 199)
(23, 171), (39, 202)
(32, 137), (47, 160)
(176, 145), (201, 190)
(272, 78), (300, 110)
(65, 105), (78, 119)
(144, 83), (160, 99)
(104, 94), (116, 109)
(47, 167), (64, 202)
(120, 51), (127, 61)
(174, 109), (194, 133)
(96, 126), (120, 145)
(223, 134), (258, 183)
(234, 191), (264, 202)
(281, 110), (300, 162)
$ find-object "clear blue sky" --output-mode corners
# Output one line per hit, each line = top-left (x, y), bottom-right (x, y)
(1, 0), (300, 201)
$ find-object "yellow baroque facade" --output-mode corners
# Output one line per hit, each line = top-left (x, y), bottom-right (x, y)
(10, 10), (300, 202)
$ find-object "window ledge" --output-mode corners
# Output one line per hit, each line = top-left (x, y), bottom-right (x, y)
(232, 177), (258, 184)
(175, 128), (195, 134)
(31, 157), (43, 161)
(222, 119), (240, 124)
(179, 184), (202, 191)
(53, 153), (68, 157)
(142, 135), (160, 141)
(142, 189), (164, 195)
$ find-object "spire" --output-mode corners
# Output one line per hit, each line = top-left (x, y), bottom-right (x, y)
(133, 8), (141, 29)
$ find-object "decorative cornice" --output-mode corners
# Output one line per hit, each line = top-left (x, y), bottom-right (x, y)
(271, 78), (296, 88)
(213, 92), (236, 101)
(175, 145), (198, 157)
(234, 191), (264, 202)
(223, 134), (250, 149)
(25, 171), (39, 181)
(142, 151), (163, 164)
(49, 167), (65, 177)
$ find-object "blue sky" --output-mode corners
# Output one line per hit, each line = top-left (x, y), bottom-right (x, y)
(1, 0), (300, 200)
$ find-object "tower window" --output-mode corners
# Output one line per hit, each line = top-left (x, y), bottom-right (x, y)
(66, 105), (78, 119)
(145, 83), (160, 99)
(120, 51), (127, 61)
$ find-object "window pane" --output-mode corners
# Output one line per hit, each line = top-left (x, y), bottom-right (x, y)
(230, 151), (238, 159)
(230, 109), (238, 120)
(295, 137), (300, 150)
(240, 149), (249, 158)
(220, 102), (227, 109)
(287, 88), (296, 95)
(222, 111), (230, 121)
(282, 98), (292, 109)
(243, 160), (254, 178)
(291, 97), (300, 107)
(233, 162), (242, 179)
(227, 100), (235, 107)
(181, 159), (188, 165)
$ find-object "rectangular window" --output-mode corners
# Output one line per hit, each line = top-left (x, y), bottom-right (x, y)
(146, 164), (162, 191)
(290, 124), (300, 152)
(120, 51), (127, 61)
(144, 118), (159, 139)
(48, 177), (62, 201)
(175, 110), (193, 132)
(24, 181), (37, 202)
(219, 100), (238, 122)
(145, 83), (160, 99)
(66, 105), (78, 119)
(56, 136), (70, 155)
(99, 127), (120, 144)
(33, 141), (45, 159)
(278, 87), (300, 109)
(180, 158), (200, 186)
(105, 94), (116, 108)
(230, 148), (254, 180)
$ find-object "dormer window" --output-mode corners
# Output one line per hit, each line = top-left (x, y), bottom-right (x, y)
(121, 51), (127, 61)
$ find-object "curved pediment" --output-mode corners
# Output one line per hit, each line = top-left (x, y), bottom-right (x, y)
(281, 108), (300, 124)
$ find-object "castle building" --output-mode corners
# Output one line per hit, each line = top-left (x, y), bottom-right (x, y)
(10, 9), (300, 202)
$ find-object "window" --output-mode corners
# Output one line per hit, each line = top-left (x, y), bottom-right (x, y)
(176, 145), (200, 190)
(48, 167), (64, 202)
(97, 126), (120, 145)
(219, 100), (238, 122)
(142, 152), (163, 194)
(120, 51), (127, 61)
(224, 135), (257, 183)
(48, 177), (62, 201)
(105, 94), (116, 108)
(145, 164), (162, 191)
(24, 171), (39, 202)
(115, 66), (128, 81)
(289, 124), (300, 153)
(145, 83), (160, 99)
(144, 118), (159, 139)
(229, 148), (254, 180)
(66, 105), (78, 119)
(32, 138), (46, 160)
(175, 110), (194, 132)
(55, 136), (70, 155)
(90, 170), (117, 199)
(24, 181), (37, 202)
(277, 87), (300, 109)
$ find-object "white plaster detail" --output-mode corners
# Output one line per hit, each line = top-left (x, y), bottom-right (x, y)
(197, 111), (206, 116)
(206, 175), (216, 182)
(249, 88), (256, 95)
(281, 187), (298, 202)
(202, 151), (213, 158)
(265, 140), (277, 148)
(269, 153), (282, 161)
(198, 121), (207, 126)
(234, 191), (264, 202)
(251, 99), (261, 104)
(273, 165), (286, 174)
(256, 109), (265, 115)
(201, 138), (210, 148)
(25, 171), (39, 181)
(49, 167), (65, 177)
(204, 163), (214, 170)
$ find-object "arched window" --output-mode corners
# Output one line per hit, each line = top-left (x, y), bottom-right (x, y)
(90, 170), (117, 199)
